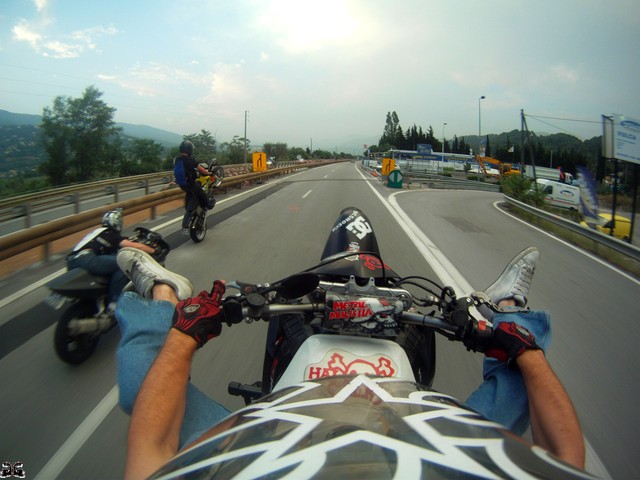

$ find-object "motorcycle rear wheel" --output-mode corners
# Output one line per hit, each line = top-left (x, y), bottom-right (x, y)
(190, 212), (207, 243)
(54, 302), (100, 364)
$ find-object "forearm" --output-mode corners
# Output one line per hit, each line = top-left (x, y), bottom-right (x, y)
(517, 350), (585, 469)
(125, 330), (197, 480)
(120, 239), (155, 254)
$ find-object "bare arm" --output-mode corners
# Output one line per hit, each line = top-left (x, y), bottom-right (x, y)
(120, 239), (155, 255)
(516, 350), (585, 469)
(125, 330), (197, 480)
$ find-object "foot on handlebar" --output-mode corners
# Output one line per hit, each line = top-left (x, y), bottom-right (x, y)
(117, 248), (194, 300)
(480, 247), (539, 318)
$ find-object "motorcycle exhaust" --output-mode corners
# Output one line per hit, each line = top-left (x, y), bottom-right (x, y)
(67, 316), (114, 335)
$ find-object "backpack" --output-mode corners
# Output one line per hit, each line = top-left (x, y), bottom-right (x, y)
(174, 157), (188, 187)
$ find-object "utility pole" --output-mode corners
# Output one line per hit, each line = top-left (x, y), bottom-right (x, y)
(243, 110), (248, 163)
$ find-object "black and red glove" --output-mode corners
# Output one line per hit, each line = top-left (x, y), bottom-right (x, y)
(485, 322), (541, 363)
(172, 280), (226, 348)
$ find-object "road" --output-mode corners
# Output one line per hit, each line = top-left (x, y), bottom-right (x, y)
(0, 162), (637, 478)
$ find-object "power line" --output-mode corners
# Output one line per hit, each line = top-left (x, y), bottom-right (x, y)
(524, 113), (600, 141)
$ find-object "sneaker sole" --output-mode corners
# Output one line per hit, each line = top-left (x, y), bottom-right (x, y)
(117, 248), (194, 299)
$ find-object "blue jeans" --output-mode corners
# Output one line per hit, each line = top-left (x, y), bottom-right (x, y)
(115, 292), (230, 447)
(466, 308), (552, 435)
(67, 252), (128, 304)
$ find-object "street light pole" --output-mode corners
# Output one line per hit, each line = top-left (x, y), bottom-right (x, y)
(441, 122), (447, 155)
(478, 95), (486, 137)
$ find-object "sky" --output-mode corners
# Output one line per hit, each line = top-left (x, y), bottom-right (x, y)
(1, 0), (639, 152)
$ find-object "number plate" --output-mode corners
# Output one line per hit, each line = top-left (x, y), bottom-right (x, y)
(45, 293), (70, 311)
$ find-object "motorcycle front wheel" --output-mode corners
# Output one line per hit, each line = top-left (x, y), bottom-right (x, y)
(54, 302), (100, 364)
(211, 166), (224, 187)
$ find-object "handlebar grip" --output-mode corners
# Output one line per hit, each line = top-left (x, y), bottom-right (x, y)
(223, 299), (244, 325)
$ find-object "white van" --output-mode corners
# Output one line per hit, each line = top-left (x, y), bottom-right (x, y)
(535, 179), (580, 210)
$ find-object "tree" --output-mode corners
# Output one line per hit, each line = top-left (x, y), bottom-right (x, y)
(219, 136), (248, 164)
(184, 130), (217, 161)
(40, 86), (121, 184)
(263, 142), (288, 161)
(121, 139), (164, 175)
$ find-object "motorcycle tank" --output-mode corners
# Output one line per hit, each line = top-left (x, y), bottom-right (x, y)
(47, 268), (108, 298)
(312, 207), (399, 280)
(150, 375), (591, 479)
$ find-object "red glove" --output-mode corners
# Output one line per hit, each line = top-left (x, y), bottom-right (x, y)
(172, 281), (226, 348)
(485, 322), (540, 363)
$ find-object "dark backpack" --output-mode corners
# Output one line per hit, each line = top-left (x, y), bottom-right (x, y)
(174, 157), (188, 187)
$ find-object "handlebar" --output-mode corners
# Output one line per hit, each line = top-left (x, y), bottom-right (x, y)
(222, 280), (495, 353)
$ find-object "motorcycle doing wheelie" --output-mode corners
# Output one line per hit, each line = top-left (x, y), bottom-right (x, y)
(45, 227), (170, 364)
(185, 159), (224, 243)
(150, 207), (590, 479)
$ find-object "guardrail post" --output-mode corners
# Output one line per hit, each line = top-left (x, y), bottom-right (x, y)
(43, 242), (51, 262)
(24, 203), (32, 228)
(151, 205), (157, 220)
(114, 184), (119, 203)
(73, 194), (81, 214)
(145, 179), (150, 195)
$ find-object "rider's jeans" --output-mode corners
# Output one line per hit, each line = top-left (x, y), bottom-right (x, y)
(67, 252), (128, 304)
(115, 292), (230, 447)
(465, 308), (552, 435)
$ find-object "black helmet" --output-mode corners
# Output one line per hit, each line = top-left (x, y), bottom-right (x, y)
(179, 140), (194, 156)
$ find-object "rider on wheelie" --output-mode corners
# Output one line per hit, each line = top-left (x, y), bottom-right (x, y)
(113, 245), (586, 479)
(173, 140), (216, 236)
(65, 208), (155, 311)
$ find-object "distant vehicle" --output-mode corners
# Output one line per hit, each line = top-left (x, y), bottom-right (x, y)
(475, 155), (520, 178)
(580, 213), (632, 242)
(535, 179), (580, 210)
(525, 165), (575, 184)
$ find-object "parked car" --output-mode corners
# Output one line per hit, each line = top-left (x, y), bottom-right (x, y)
(580, 213), (632, 242)
(535, 179), (580, 210)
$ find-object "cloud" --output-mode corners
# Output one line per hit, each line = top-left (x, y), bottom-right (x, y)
(12, 5), (117, 59)
(12, 20), (43, 49)
(34, 0), (49, 12)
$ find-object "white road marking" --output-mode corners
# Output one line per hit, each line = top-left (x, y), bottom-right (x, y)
(302, 189), (312, 199)
(34, 386), (119, 480)
(493, 200), (640, 286)
(355, 166), (611, 479)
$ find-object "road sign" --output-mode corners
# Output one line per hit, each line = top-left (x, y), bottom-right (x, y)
(381, 158), (395, 176)
(252, 152), (267, 171)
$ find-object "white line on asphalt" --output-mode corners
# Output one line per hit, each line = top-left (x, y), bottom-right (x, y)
(27, 167), (316, 477)
(355, 167), (611, 479)
(34, 386), (119, 480)
(302, 189), (312, 199)
(494, 200), (640, 286)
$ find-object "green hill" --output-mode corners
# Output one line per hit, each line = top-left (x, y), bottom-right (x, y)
(0, 109), (183, 175)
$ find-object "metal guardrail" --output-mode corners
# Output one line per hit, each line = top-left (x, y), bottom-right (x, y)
(503, 196), (640, 262)
(362, 164), (501, 193)
(0, 164), (260, 226)
(0, 161), (338, 262)
(402, 172), (501, 192)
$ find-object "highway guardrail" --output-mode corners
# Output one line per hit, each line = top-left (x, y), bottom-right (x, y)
(0, 161), (339, 262)
(503, 195), (640, 263)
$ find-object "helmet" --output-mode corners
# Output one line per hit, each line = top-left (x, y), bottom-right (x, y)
(179, 140), (194, 156)
(150, 375), (589, 479)
(102, 209), (123, 232)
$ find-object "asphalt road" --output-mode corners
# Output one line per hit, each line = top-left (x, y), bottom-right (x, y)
(0, 162), (637, 479)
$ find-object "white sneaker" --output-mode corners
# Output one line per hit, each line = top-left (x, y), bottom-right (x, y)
(483, 247), (539, 307)
(117, 248), (194, 300)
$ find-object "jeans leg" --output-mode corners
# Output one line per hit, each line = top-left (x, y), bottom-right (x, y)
(115, 292), (230, 447)
(465, 309), (552, 435)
